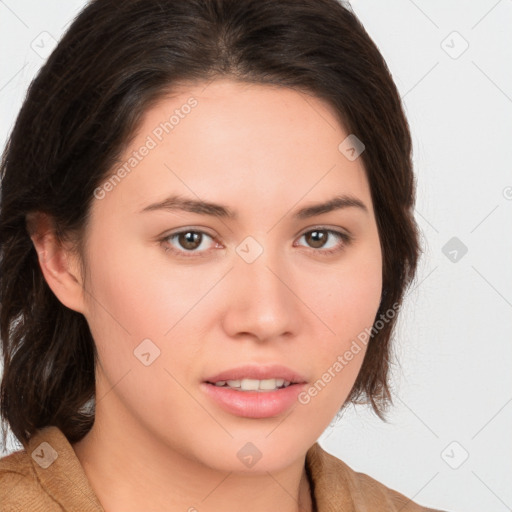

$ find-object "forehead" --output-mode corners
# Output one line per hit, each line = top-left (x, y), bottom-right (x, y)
(94, 78), (373, 220)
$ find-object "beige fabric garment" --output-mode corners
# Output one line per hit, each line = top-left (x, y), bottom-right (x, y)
(0, 426), (447, 511)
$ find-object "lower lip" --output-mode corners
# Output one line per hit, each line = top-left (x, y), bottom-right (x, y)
(201, 382), (307, 419)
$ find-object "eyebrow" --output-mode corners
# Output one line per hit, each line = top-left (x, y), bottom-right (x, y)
(139, 193), (368, 219)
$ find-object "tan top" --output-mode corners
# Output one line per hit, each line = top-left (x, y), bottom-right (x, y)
(0, 426), (447, 511)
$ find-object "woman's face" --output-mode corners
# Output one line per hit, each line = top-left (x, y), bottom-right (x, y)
(79, 78), (382, 472)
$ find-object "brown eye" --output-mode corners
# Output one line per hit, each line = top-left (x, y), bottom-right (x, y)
(296, 228), (352, 255)
(304, 230), (328, 249)
(177, 231), (203, 250)
(162, 230), (216, 257)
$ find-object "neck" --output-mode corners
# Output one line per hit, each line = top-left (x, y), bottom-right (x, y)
(72, 405), (314, 512)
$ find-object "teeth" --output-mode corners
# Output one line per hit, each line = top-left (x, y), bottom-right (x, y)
(259, 378), (278, 390)
(241, 378), (260, 390)
(213, 378), (292, 391)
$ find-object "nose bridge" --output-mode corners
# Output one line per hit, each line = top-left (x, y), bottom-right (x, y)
(237, 235), (288, 303)
(223, 234), (297, 339)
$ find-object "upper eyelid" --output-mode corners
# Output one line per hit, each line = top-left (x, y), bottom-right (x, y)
(296, 225), (351, 238)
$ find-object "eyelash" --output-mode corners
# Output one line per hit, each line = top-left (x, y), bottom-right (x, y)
(160, 227), (353, 259)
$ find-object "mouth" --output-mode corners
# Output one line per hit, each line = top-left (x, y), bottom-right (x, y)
(206, 378), (294, 392)
(201, 364), (308, 418)
(203, 363), (307, 390)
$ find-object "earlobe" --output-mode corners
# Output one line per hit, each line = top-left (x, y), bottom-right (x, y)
(26, 211), (86, 314)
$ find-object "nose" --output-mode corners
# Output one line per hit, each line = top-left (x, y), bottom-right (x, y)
(220, 244), (301, 344)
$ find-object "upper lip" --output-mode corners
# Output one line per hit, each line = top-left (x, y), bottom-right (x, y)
(204, 364), (308, 384)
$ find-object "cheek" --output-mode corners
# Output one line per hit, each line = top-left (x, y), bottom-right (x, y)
(334, 260), (382, 335)
(81, 234), (223, 403)
(300, 242), (382, 408)
(81, 236), (209, 419)
(83, 235), (205, 338)
(314, 243), (382, 345)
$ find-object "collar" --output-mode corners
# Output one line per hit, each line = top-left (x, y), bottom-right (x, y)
(305, 441), (356, 512)
(26, 426), (356, 512)
(25, 425), (104, 511)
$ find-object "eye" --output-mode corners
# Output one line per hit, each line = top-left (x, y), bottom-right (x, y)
(160, 226), (352, 259)
(161, 229), (218, 258)
(295, 228), (352, 255)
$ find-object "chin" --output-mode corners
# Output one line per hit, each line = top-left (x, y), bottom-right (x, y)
(180, 426), (317, 474)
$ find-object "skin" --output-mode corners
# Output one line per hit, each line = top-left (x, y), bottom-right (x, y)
(31, 78), (382, 512)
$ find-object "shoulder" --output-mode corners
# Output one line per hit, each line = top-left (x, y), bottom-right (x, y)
(306, 442), (449, 512)
(0, 446), (62, 511)
(0, 425), (104, 511)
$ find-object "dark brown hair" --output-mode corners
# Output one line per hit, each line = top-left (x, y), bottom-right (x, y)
(0, 0), (420, 447)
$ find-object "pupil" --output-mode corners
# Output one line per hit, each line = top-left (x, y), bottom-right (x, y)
(307, 230), (326, 248)
(180, 231), (201, 250)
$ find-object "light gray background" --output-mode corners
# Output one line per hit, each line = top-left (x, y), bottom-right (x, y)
(1, 1), (511, 511)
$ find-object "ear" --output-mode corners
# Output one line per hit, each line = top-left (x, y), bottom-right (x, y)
(26, 211), (86, 314)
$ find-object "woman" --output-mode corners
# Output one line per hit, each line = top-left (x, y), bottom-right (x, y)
(0, 0), (449, 510)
